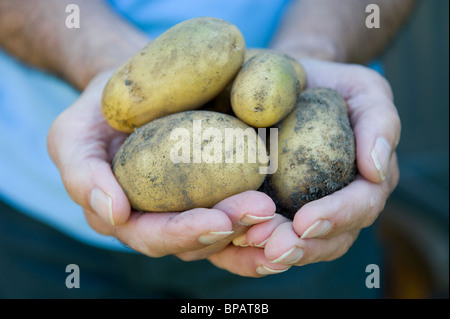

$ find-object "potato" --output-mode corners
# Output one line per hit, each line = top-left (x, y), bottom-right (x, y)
(245, 48), (307, 92)
(262, 88), (356, 220)
(231, 52), (300, 128)
(112, 110), (268, 212)
(102, 17), (245, 133)
(205, 48), (307, 115)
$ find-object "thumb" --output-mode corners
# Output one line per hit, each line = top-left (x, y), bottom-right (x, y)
(87, 159), (131, 226)
(349, 74), (401, 184)
(334, 65), (401, 184)
(47, 74), (131, 226)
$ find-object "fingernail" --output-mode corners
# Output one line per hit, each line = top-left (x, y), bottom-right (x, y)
(255, 238), (268, 248)
(90, 188), (114, 226)
(256, 265), (290, 275)
(371, 137), (391, 181)
(270, 247), (303, 264)
(240, 214), (275, 226)
(232, 233), (248, 247)
(198, 230), (234, 245)
(301, 219), (331, 239)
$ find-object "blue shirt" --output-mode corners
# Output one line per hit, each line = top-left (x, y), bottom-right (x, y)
(0, 0), (292, 251)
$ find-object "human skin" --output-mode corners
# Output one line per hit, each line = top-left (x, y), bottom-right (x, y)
(0, 0), (414, 277)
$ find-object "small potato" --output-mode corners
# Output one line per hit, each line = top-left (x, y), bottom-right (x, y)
(263, 88), (356, 220)
(245, 48), (307, 92)
(102, 17), (245, 132)
(206, 48), (307, 115)
(231, 52), (300, 128)
(112, 111), (268, 212)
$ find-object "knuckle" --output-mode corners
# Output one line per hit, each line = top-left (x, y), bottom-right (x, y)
(388, 154), (401, 190)
(176, 251), (206, 262)
(361, 194), (385, 229)
(325, 231), (358, 262)
(61, 169), (82, 203)
(139, 241), (168, 258)
(163, 211), (197, 238)
(84, 209), (114, 236)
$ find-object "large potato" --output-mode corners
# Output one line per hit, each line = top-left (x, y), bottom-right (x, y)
(231, 52), (300, 128)
(112, 111), (268, 212)
(263, 88), (356, 220)
(102, 17), (246, 132)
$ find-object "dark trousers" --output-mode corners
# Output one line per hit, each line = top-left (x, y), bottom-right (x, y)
(0, 200), (383, 299)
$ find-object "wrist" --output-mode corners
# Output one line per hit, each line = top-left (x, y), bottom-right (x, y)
(270, 34), (344, 62)
(72, 34), (150, 90)
(57, 0), (151, 90)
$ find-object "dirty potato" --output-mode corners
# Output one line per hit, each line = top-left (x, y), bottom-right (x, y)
(112, 110), (268, 212)
(231, 52), (300, 128)
(263, 88), (356, 220)
(102, 17), (245, 132)
(206, 48), (307, 115)
(245, 48), (307, 92)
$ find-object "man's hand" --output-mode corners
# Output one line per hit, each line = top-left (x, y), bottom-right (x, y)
(231, 59), (400, 268)
(47, 71), (288, 277)
(7, 0), (411, 279)
(47, 58), (401, 277)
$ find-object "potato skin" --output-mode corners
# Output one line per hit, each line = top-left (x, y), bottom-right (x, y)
(205, 48), (307, 115)
(231, 52), (300, 128)
(244, 48), (307, 92)
(263, 88), (356, 220)
(112, 111), (267, 212)
(102, 17), (245, 133)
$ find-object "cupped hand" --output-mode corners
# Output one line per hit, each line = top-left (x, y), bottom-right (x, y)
(234, 59), (401, 267)
(47, 71), (286, 277)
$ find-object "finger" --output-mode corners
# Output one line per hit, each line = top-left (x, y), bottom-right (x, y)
(345, 70), (401, 184)
(213, 190), (276, 233)
(264, 222), (360, 266)
(160, 191), (277, 261)
(291, 168), (397, 240)
(264, 222), (304, 264)
(175, 191), (277, 260)
(83, 208), (115, 236)
(47, 75), (131, 226)
(48, 112), (131, 227)
(112, 208), (234, 257)
(48, 120), (130, 226)
(208, 245), (290, 278)
(232, 213), (290, 248)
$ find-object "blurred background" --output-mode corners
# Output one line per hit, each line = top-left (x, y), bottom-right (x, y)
(377, 0), (449, 298)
